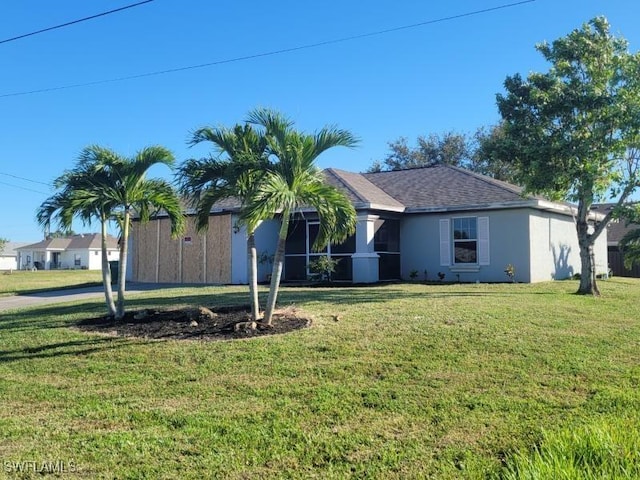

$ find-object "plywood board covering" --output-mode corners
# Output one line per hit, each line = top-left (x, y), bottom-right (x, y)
(132, 213), (233, 284)
(135, 221), (159, 282)
(181, 218), (205, 283)
(206, 214), (232, 283)
(158, 218), (181, 283)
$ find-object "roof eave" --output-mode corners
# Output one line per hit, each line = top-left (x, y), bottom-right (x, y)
(405, 199), (540, 214)
(535, 199), (606, 221)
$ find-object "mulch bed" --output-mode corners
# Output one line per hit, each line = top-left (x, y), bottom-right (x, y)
(76, 305), (312, 341)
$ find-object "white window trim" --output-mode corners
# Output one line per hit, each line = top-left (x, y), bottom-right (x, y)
(439, 219), (451, 266)
(440, 216), (490, 267)
(477, 216), (490, 266)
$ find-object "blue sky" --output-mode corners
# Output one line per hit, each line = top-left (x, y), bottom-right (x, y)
(1, 0), (639, 241)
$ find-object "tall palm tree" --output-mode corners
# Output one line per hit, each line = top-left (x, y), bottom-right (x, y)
(177, 123), (270, 322)
(244, 109), (358, 326)
(37, 148), (119, 316)
(95, 146), (185, 320)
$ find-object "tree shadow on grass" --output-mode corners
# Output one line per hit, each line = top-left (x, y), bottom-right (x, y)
(0, 336), (138, 364)
(0, 302), (107, 333)
(0, 283), (560, 336)
(272, 284), (559, 306)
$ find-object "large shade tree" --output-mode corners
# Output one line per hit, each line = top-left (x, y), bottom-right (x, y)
(496, 17), (640, 295)
(368, 127), (520, 184)
(368, 132), (470, 172)
(177, 122), (269, 322)
(468, 123), (520, 183)
(244, 109), (358, 326)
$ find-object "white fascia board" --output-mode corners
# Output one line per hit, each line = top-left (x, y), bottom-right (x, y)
(295, 202), (405, 214)
(365, 203), (405, 213)
(534, 199), (606, 221)
(405, 200), (539, 214)
(533, 199), (578, 216)
(403, 199), (597, 219)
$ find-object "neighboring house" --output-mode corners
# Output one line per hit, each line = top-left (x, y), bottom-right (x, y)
(128, 165), (608, 285)
(0, 242), (31, 270)
(591, 203), (640, 278)
(17, 234), (120, 270)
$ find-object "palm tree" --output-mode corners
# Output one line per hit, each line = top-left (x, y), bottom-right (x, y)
(620, 228), (640, 270)
(244, 109), (358, 326)
(37, 148), (120, 316)
(177, 123), (270, 322)
(95, 146), (185, 320)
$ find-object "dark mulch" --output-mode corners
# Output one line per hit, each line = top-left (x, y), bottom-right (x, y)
(76, 305), (312, 341)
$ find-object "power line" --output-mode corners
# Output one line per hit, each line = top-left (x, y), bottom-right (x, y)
(0, 171), (52, 187)
(0, 180), (49, 195)
(0, 0), (155, 45)
(0, 0), (535, 99)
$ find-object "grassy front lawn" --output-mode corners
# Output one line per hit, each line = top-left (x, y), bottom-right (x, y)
(0, 279), (638, 478)
(0, 270), (102, 296)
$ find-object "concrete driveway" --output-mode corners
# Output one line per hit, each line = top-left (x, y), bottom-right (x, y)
(0, 283), (174, 313)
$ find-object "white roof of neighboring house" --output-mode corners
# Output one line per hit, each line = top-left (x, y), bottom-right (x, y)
(17, 234), (119, 251)
(0, 242), (31, 257)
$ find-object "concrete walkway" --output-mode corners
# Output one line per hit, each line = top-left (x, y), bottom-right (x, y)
(0, 283), (172, 313)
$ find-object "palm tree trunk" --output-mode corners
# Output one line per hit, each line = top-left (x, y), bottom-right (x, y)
(100, 216), (117, 316)
(263, 214), (290, 326)
(247, 230), (260, 321)
(116, 209), (131, 320)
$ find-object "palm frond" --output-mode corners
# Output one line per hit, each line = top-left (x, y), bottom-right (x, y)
(299, 181), (356, 249)
(313, 127), (359, 156)
(241, 172), (294, 224)
(620, 227), (640, 269)
(246, 108), (293, 153)
(179, 121), (273, 234)
(130, 178), (185, 237)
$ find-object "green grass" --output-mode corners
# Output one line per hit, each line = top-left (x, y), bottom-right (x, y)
(0, 270), (102, 296)
(0, 278), (639, 478)
(503, 416), (640, 479)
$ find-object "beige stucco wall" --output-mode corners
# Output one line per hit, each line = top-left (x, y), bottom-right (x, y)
(131, 214), (232, 284)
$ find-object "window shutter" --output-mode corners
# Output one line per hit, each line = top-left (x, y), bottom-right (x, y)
(439, 219), (450, 266)
(478, 216), (490, 265)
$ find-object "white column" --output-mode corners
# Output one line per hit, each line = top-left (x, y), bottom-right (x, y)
(351, 214), (379, 283)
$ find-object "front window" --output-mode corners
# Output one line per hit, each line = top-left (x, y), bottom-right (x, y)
(453, 217), (477, 264)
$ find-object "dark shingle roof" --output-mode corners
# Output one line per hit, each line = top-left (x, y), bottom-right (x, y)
(591, 203), (638, 244)
(193, 164), (550, 215)
(323, 169), (404, 210)
(363, 165), (526, 210)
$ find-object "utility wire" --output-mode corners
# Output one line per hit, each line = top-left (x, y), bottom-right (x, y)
(0, 0), (535, 99)
(0, 0), (155, 45)
(0, 180), (49, 195)
(0, 171), (52, 187)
